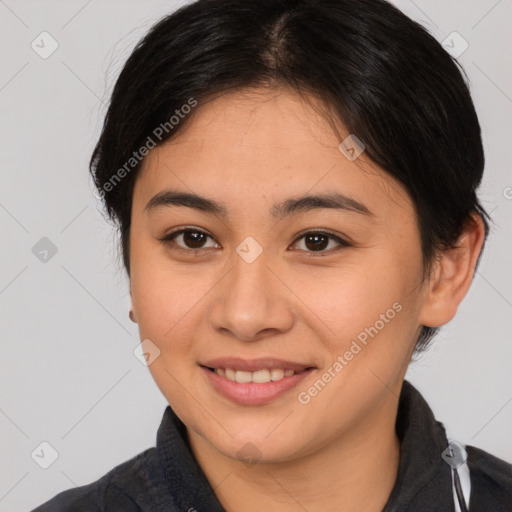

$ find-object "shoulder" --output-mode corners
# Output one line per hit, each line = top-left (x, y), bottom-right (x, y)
(466, 444), (512, 511)
(31, 447), (163, 512)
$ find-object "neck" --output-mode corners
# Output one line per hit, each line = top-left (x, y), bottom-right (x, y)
(188, 394), (401, 512)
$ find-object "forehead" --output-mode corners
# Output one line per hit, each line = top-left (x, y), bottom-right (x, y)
(132, 87), (413, 220)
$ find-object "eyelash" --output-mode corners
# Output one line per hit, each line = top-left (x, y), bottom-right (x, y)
(158, 227), (351, 257)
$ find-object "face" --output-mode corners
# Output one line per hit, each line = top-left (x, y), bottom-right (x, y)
(129, 87), (428, 464)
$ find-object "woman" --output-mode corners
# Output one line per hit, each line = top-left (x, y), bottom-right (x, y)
(33, 0), (512, 510)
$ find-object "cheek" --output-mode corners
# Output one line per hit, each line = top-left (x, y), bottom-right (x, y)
(291, 263), (419, 426)
(295, 254), (423, 396)
(130, 256), (211, 413)
(131, 266), (204, 346)
(131, 231), (186, 324)
(128, 226), (213, 416)
(295, 259), (412, 339)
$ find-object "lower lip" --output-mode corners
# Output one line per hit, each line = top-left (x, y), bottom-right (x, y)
(200, 366), (315, 406)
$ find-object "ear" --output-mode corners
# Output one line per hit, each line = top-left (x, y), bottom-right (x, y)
(419, 213), (486, 328)
(129, 289), (138, 323)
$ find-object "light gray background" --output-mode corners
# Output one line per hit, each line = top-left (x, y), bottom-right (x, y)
(1, 1), (511, 510)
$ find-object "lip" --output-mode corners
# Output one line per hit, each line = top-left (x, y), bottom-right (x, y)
(200, 357), (313, 373)
(199, 358), (316, 406)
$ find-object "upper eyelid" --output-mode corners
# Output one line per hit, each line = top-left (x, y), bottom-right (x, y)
(291, 228), (348, 243)
(162, 227), (217, 243)
(161, 228), (219, 249)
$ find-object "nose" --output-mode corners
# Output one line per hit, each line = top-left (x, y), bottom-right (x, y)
(208, 248), (295, 342)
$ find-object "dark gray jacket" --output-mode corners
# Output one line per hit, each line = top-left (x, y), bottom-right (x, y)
(32, 381), (512, 511)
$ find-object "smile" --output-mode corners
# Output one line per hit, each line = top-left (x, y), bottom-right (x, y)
(209, 367), (295, 383)
(199, 357), (316, 406)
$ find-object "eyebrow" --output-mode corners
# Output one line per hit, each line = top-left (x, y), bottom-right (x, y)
(144, 189), (373, 219)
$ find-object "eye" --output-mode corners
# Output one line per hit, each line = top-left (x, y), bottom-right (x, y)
(291, 230), (350, 255)
(159, 228), (219, 252)
(159, 228), (350, 256)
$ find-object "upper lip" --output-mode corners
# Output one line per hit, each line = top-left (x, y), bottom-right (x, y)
(200, 357), (315, 373)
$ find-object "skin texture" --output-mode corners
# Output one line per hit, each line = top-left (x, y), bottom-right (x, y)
(128, 87), (485, 511)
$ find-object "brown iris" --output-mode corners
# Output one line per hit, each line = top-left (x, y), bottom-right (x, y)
(304, 233), (329, 251)
(182, 231), (207, 248)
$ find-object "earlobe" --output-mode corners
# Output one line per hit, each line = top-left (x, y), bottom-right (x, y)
(129, 292), (138, 323)
(419, 213), (486, 328)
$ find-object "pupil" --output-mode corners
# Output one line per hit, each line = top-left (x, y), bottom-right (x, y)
(184, 231), (205, 248)
(305, 234), (328, 251)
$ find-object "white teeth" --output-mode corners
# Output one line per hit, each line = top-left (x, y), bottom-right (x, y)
(216, 368), (296, 383)
(270, 369), (284, 381)
(252, 369), (271, 383)
(235, 370), (252, 383)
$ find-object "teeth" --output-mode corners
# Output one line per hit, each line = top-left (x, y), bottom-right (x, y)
(214, 367), (296, 383)
(235, 370), (252, 383)
(253, 369), (271, 383)
(270, 369), (284, 381)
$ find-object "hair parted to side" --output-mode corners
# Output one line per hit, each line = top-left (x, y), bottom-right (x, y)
(90, 0), (490, 353)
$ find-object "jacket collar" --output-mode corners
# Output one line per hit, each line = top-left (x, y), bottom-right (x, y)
(157, 404), (225, 511)
(382, 380), (453, 511)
